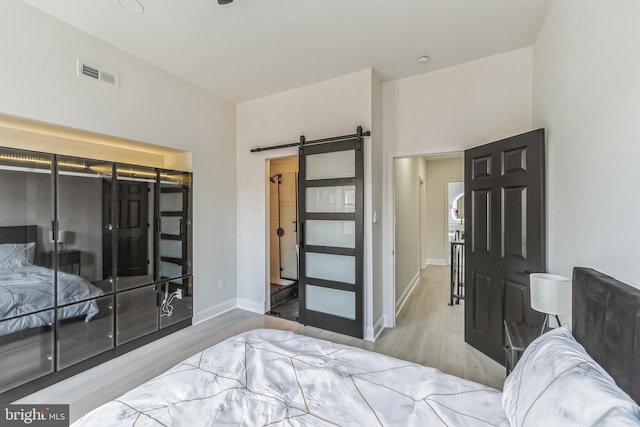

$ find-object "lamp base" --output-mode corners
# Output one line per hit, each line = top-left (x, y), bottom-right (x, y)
(539, 313), (562, 335)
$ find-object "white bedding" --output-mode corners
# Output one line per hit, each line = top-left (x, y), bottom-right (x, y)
(0, 265), (104, 336)
(72, 329), (509, 426)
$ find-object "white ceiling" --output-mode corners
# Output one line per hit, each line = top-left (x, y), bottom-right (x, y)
(20, 0), (552, 103)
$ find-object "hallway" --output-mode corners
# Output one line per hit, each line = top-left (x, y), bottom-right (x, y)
(377, 265), (504, 389)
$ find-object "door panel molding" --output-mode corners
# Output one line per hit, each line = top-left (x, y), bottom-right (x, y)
(465, 129), (546, 363)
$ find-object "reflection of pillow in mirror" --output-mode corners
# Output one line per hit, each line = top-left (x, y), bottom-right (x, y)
(0, 242), (36, 269)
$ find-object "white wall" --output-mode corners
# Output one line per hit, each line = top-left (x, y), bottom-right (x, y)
(382, 48), (534, 324)
(236, 69), (382, 338)
(424, 157), (463, 264)
(370, 72), (384, 334)
(0, 0), (238, 320)
(533, 0), (640, 287)
(394, 157), (426, 307)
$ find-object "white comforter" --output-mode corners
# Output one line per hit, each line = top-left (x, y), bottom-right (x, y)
(72, 329), (509, 426)
(0, 265), (104, 335)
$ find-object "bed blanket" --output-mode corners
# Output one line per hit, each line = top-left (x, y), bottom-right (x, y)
(72, 329), (508, 426)
(0, 265), (104, 335)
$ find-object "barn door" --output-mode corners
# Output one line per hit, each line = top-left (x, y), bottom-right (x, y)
(464, 129), (546, 363)
(298, 136), (364, 338)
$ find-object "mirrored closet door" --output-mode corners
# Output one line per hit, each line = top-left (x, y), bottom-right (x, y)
(0, 147), (55, 393)
(56, 156), (116, 369)
(0, 146), (194, 399)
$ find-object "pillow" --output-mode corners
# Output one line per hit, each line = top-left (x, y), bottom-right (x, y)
(502, 326), (640, 426)
(0, 242), (36, 269)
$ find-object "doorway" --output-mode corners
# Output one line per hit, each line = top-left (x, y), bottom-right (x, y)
(266, 156), (299, 321)
(393, 153), (464, 318)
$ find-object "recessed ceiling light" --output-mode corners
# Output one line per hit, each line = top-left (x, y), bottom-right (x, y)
(118, 0), (144, 14)
(418, 55), (430, 64)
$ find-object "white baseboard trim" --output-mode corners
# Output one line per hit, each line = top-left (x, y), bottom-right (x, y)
(192, 299), (236, 325)
(396, 271), (420, 318)
(236, 298), (265, 314)
(364, 315), (386, 341)
(426, 258), (448, 266)
(383, 313), (394, 329)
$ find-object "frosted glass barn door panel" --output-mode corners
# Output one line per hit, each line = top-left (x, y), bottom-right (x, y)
(306, 220), (355, 248)
(306, 186), (356, 213)
(306, 150), (355, 180)
(306, 252), (355, 284)
(298, 137), (364, 338)
(306, 286), (355, 320)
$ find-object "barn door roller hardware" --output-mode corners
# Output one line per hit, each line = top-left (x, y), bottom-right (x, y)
(250, 126), (370, 153)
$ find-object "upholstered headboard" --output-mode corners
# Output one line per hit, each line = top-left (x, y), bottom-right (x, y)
(572, 267), (640, 404)
(0, 225), (37, 245)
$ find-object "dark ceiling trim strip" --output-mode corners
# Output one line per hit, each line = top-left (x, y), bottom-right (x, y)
(250, 126), (370, 153)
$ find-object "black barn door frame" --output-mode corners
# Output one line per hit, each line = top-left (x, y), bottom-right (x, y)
(298, 135), (365, 337)
(251, 126), (369, 338)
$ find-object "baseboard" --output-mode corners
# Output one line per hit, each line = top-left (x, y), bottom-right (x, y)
(364, 315), (385, 341)
(192, 299), (236, 325)
(383, 313), (394, 329)
(396, 271), (420, 318)
(426, 258), (448, 266)
(236, 298), (265, 314)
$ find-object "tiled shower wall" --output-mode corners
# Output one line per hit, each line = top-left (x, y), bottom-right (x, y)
(269, 156), (298, 285)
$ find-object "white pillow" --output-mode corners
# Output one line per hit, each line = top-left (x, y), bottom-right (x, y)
(502, 326), (640, 427)
(0, 242), (36, 269)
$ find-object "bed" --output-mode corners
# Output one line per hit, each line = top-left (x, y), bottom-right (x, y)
(0, 225), (104, 336)
(72, 267), (640, 426)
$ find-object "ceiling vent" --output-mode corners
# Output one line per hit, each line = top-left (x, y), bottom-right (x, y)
(77, 59), (119, 89)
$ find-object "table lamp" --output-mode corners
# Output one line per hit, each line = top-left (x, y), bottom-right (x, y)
(529, 273), (571, 329)
(49, 229), (67, 251)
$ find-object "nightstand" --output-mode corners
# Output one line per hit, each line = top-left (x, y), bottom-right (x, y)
(40, 250), (81, 275)
(504, 320), (546, 375)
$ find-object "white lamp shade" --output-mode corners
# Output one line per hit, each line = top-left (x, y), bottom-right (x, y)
(48, 230), (67, 243)
(530, 273), (571, 315)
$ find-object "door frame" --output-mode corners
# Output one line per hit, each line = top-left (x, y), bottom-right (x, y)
(384, 146), (466, 327)
(264, 154), (299, 313)
(418, 176), (425, 270)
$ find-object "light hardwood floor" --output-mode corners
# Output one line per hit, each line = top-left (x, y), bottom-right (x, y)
(17, 265), (505, 423)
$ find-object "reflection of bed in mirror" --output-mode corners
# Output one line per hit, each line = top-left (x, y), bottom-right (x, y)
(0, 225), (105, 336)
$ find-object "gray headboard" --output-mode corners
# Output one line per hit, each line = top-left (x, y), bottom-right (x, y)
(0, 225), (37, 245)
(572, 267), (640, 404)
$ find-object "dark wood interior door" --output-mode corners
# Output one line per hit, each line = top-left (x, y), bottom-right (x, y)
(116, 182), (150, 277)
(464, 129), (546, 363)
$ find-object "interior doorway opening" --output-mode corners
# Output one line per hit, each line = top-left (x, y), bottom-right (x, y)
(393, 153), (464, 321)
(266, 156), (299, 322)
